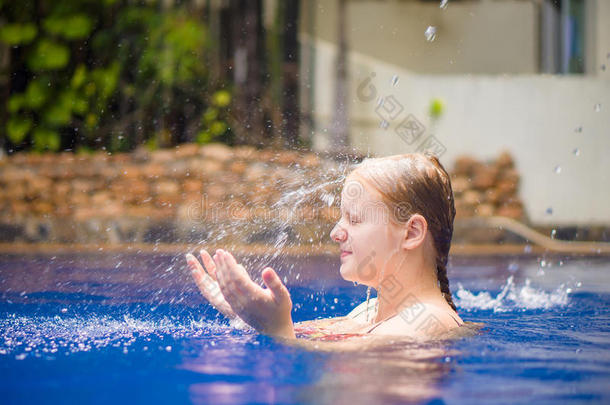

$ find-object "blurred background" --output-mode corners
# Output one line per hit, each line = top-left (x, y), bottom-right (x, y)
(0, 0), (608, 248)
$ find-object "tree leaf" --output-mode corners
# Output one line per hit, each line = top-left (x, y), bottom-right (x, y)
(43, 14), (93, 40)
(33, 128), (61, 151)
(24, 79), (50, 109)
(43, 92), (74, 126)
(212, 90), (231, 108)
(7, 117), (32, 144)
(8, 94), (25, 113)
(0, 23), (37, 45)
(27, 39), (70, 71)
(71, 65), (88, 89)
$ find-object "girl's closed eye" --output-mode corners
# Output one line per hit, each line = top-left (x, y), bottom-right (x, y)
(348, 215), (361, 225)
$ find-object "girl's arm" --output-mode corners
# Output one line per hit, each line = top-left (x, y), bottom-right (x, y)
(187, 248), (369, 338)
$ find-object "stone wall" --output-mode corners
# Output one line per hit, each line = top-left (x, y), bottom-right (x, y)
(0, 144), (524, 244)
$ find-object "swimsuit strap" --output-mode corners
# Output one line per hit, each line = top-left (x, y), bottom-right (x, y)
(366, 321), (384, 333)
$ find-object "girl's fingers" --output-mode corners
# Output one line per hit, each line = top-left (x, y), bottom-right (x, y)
(262, 267), (291, 305)
(213, 251), (225, 287)
(187, 253), (215, 298)
(216, 250), (257, 312)
(214, 250), (239, 308)
(222, 250), (258, 296)
(186, 252), (240, 320)
(224, 251), (252, 280)
(186, 254), (216, 295)
(199, 249), (218, 281)
(187, 254), (226, 304)
(186, 253), (205, 275)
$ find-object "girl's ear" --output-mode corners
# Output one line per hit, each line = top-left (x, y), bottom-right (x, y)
(400, 214), (428, 251)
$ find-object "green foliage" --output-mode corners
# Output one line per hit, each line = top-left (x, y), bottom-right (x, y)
(33, 128), (61, 151)
(27, 39), (70, 71)
(139, 14), (207, 86)
(0, 23), (37, 45)
(43, 14), (93, 40)
(212, 90), (231, 108)
(7, 117), (32, 144)
(429, 98), (445, 119)
(197, 90), (232, 145)
(0, 0), (232, 153)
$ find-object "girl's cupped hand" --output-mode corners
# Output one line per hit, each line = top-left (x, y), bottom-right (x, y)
(186, 248), (295, 339)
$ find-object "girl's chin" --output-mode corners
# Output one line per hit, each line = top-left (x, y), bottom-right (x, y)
(339, 264), (357, 283)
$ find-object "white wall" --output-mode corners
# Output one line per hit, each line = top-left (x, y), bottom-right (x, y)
(305, 0), (538, 74)
(305, 39), (610, 226)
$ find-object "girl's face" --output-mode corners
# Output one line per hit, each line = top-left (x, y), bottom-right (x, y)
(330, 175), (404, 287)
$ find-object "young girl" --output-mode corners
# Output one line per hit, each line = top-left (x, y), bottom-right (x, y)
(186, 153), (463, 340)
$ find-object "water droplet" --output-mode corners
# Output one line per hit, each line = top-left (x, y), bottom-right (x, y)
(440, 0), (449, 9)
(574, 126), (582, 133)
(550, 229), (556, 239)
(554, 165), (562, 174)
(545, 207), (553, 215)
(165, 345), (172, 352)
(594, 103), (601, 112)
(425, 26), (437, 42)
(572, 148), (580, 156)
(391, 74), (399, 87)
(380, 120), (389, 129)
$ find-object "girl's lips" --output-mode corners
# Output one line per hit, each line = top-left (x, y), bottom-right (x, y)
(340, 251), (352, 258)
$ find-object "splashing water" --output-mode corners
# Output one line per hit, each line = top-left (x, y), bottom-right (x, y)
(390, 74), (399, 87)
(376, 96), (384, 108)
(454, 276), (571, 313)
(0, 313), (234, 358)
(189, 155), (352, 283)
(425, 26), (437, 42)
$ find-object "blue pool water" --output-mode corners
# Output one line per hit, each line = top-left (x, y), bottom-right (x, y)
(1, 252), (609, 404)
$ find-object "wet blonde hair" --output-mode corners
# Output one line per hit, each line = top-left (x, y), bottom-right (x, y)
(351, 153), (458, 312)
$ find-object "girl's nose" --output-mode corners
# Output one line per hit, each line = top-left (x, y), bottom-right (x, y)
(330, 223), (347, 242)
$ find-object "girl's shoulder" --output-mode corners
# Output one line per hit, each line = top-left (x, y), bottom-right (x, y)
(370, 302), (463, 338)
(346, 298), (378, 323)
